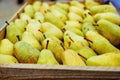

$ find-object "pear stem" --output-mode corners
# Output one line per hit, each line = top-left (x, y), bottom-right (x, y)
(62, 28), (66, 33)
(69, 36), (74, 42)
(5, 21), (9, 25)
(43, 34), (46, 39)
(16, 35), (20, 41)
(46, 40), (49, 49)
(60, 43), (65, 51)
(17, 13), (20, 19)
(78, 53), (87, 61)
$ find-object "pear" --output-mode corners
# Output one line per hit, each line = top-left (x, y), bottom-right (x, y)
(42, 37), (64, 63)
(61, 49), (86, 66)
(56, 2), (69, 12)
(6, 22), (22, 43)
(85, 0), (100, 9)
(77, 47), (97, 61)
(40, 2), (50, 14)
(89, 5), (117, 15)
(21, 31), (41, 50)
(41, 22), (63, 40)
(85, 30), (120, 54)
(82, 22), (96, 35)
(68, 12), (83, 23)
(87, 52), (120, 66)
(0, 39), (13, 55)
(14, 41), (40, 63)
(97, 19), (120, 46)
(32, 1), (41, 12)
(64, 30), (88, 51)
(20, 13), (31, 22)
(45, 12), (65, 29)
(94, 12), (120, 25)
(37, 49), (59, 65)
(69, 6), (84, 17)
(26, 19), (44, 42)
(34, 12), (44, 23)
(70, 0), (84, 9)
(0, 54), (18, 64)
(65, 21), (82, 30)
(50, 6), (67, 23)
(24, 4), (35, 18)
(15, 19), (27, 32)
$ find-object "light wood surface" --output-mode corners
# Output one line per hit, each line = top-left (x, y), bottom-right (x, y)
(0, 1), (120, 80)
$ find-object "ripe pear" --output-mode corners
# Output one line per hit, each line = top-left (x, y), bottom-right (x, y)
(42, 37), (64, 63)
(69, 6), (84, 17)
(77, 47), (97, 61)
(34, 12), (44, 23)
(15, 19), (27, 32)
(0, 54), (18, 64)
(24, 4), (35, 18)
(50, 6), (67, 23)
(85, 0), (100, 9)
(82, 22), (96, 35)
(40, 2), (50, 14)
(0, 39), (13, 55)
(89, 5), (117, 15)
(37, 49), (59, 65)
(21, 31), (41, 50)
(26, 19), (44, 42)
(87, 52), (120, 66)
(97, 19), (120, 46)
(41, 22), (63, 40)
(20, 13), (31, 22)
(45, 12), (65, 29)
(85, 30), (120, 54)
(94, 12), (120, 25)
(32, 1), (41, 12)
(61, 49), (86, 66)
(70, 0), (84, 9)
(64, 30), (88, 51)
(14, 41), (40, 63)
(6, 22), (22, 43)
(56, 2), (69, 12)
(68, 12), (83, 23)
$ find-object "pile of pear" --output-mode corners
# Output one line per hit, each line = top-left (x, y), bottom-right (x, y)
(1, 0), (120, 66)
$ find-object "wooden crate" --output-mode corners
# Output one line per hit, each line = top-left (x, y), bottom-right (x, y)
(0, 1), (120, 80)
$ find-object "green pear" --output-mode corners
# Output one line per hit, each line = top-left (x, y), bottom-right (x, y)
(20, 13), (31, 22)
(21, 31), (41, 50)
(50, 6), (67, 23)
(97, 19), (120, 46)
(70, 0), (84, 9)
(94, 12), (120, 25)
(61, 49), (86, 66)
(56, 2), (69, 12)
(15, 19), (27, 32)
(37, 49), (59, 65)
(41, 22), (63, 40)
(40, 2), (50, 14)
(64, 30), (88, 51)
(14, 41), (40, 63)
(68, 12), (83, 23)
(42, 37), (64, 63)
(69, 6), (84, 17)
(45, 12), (65, 29)
(24, 4), (35, 18)
(85, 30), (120, 54)
(77, 47), (97, 61)
(6, 22), (22, 43)
(82, 22), (96, 35)
(0, 39), (13, 55)
(87, 52), (120, 66)
(0, 54), (18, 64)
(26, 19), (44, 42)
(32, 1), (41, 12)
(89, 5), (117, 15)
(34, 12), (44, 23)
